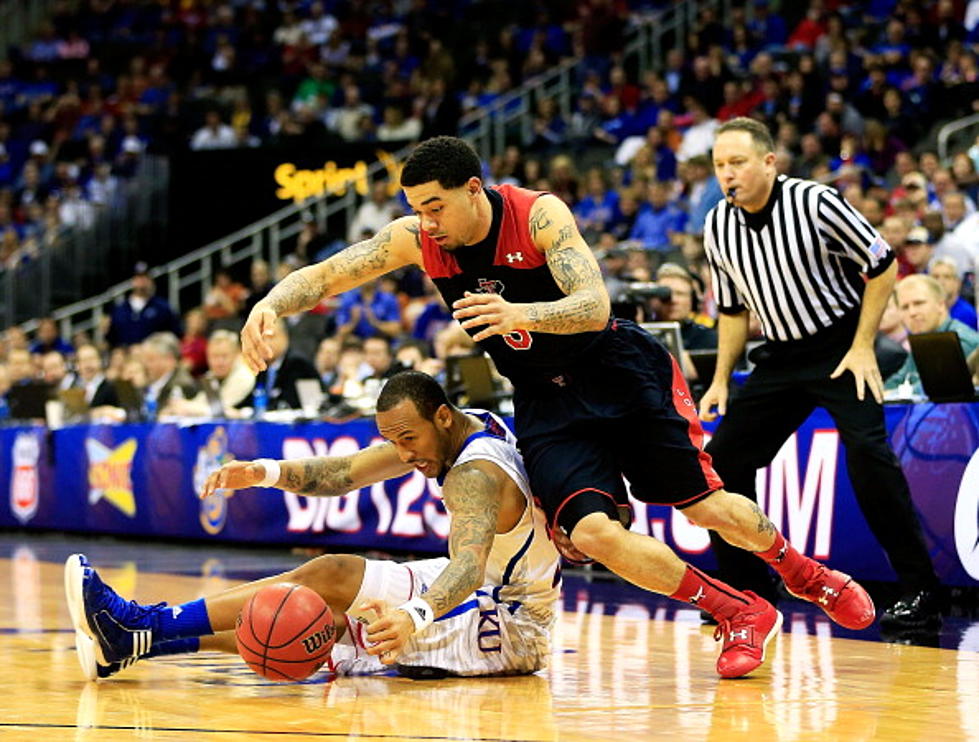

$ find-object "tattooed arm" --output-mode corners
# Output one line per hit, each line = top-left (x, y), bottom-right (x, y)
(200, 441), (412, 499)
(451, 195), (610, 340)
(525, 194), (610, 333)
(240, 216), (422, 372)
(417, 460), (504, 617)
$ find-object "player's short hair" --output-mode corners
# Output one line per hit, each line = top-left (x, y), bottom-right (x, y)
(716, 117), (775, 154)
(400, 136), (482, 189)
(376, 370), (451, 420)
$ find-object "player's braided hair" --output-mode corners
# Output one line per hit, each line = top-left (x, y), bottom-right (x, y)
(376, 370), (452, 420)
(400, 136), (482, 189)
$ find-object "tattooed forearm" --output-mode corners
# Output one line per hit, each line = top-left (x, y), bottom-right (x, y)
(328, 227), (394, 282)
(264, 269), (323, 316)
(529, 205), (553, 239)
(750, 502), (775, 536)
(278, 457), (354, 496)
(524, 244), (609, 333)
(423, 463), (500, 616)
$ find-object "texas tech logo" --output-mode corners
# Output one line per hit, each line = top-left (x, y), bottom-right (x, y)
(476, 278), (505, 295)
(301, 625), (336, 654)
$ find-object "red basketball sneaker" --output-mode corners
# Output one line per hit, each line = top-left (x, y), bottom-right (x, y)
(714, 591), (782, 679)
(784, 564), (875, 630)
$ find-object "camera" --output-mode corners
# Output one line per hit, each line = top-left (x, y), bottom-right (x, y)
(610, 281), (672, 322)
(622, 282), (672, 303)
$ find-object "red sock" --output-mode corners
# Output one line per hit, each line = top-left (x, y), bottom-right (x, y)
(670, 565), (753, 620)
(755, 532), (812, 586)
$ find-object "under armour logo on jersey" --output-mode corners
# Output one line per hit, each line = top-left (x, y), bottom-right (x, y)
(689, 586), (705, 605)
(505, 251), (524, 263)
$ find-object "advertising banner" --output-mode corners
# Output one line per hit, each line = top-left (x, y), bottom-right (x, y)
(0, 404), (976, 586)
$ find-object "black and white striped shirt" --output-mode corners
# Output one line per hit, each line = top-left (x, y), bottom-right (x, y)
(704, 175), (895, 343)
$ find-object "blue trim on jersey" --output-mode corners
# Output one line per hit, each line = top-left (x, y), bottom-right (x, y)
(492, 529), (534, 603)
(435, 598), (480, 622)
(435, 412), (508, 486)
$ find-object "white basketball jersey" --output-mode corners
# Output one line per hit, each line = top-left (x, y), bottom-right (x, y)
(453, 409), (561, 613)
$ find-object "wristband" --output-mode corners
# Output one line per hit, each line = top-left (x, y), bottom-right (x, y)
(255, 459), (281, 488)
(398, 597), (434, 633)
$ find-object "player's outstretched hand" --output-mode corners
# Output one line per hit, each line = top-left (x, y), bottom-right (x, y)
(200, 460), (267, 499)
(698, 381), (728, 422)
(361, 599), (414, 665)
(240, 301), (278, 373)
(452, 291), (529, 342)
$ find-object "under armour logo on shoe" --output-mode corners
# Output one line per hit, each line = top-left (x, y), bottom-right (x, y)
(689, 586), (705, 605)
(818, 586), (839, 606)
(171, 606), (182, 619)
(729, 629), (749, 641)
(505, 252), (523, 263)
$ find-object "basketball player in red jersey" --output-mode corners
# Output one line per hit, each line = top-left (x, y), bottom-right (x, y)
(240, 137), (875, 679)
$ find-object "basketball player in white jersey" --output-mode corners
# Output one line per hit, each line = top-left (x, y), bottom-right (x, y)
(64, 370), (562, 680)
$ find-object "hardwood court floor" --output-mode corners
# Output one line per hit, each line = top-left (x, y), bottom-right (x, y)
(1, 534), (978, 742)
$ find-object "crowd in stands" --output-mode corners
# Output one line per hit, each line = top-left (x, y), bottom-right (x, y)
(1, 0), (979, 418)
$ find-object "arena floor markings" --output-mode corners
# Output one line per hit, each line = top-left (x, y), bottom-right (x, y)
(1, 534), (977, 742)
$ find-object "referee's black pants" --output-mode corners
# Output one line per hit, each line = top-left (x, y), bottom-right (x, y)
(704, 357), (939, 604)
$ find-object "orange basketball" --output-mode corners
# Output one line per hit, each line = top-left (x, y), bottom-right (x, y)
(235, 583), (336, 682)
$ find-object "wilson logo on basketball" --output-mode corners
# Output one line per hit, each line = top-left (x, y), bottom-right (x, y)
(301, 626), (335, 655)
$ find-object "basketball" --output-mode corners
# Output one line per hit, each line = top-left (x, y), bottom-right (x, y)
(235, 583), (336, 682)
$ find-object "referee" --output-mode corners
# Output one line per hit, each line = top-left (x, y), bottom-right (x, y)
(698, 117), (940, 630)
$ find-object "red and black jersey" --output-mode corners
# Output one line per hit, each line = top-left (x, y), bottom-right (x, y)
(419, 184), (610, 381)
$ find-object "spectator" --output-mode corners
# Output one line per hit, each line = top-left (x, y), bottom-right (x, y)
(897, 225), (933, 277)
(106, 263), (182, 348)
(923, 208), (974, 276)
(654, 262), (717, 355)
(180, 308), (208, 377)
(190, 110), (236, 150)
(336, 278), (401, 340)
(376, 104), (421, 142)
(675, 98), (719, 162)
(41, 350), (75, 391)
(929, 257), (978, 329)
(143, 332), (200, 416)
(241, 259), (274, 319)
(168, 330), (255, 418)
(74, 343), (120, 408)
(629, 181), (687, 252)
(361, 335), (395, 383)
(328, 84), (374, 142)
(203, 269), (247, 325)
(683, 154), (724, 235)
(294, 213), (331, 264)
(346, 180), (402, 243)
(573, 168), (620, 240)
(250, 319), (320, 411)
(7, 348), (36, 386)
(315, 337), (341, 389)
(886, 275), (979, 396)
(30, 317), (73, 356)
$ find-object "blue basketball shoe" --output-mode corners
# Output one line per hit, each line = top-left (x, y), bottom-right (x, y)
(64, 553), (164, 669)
